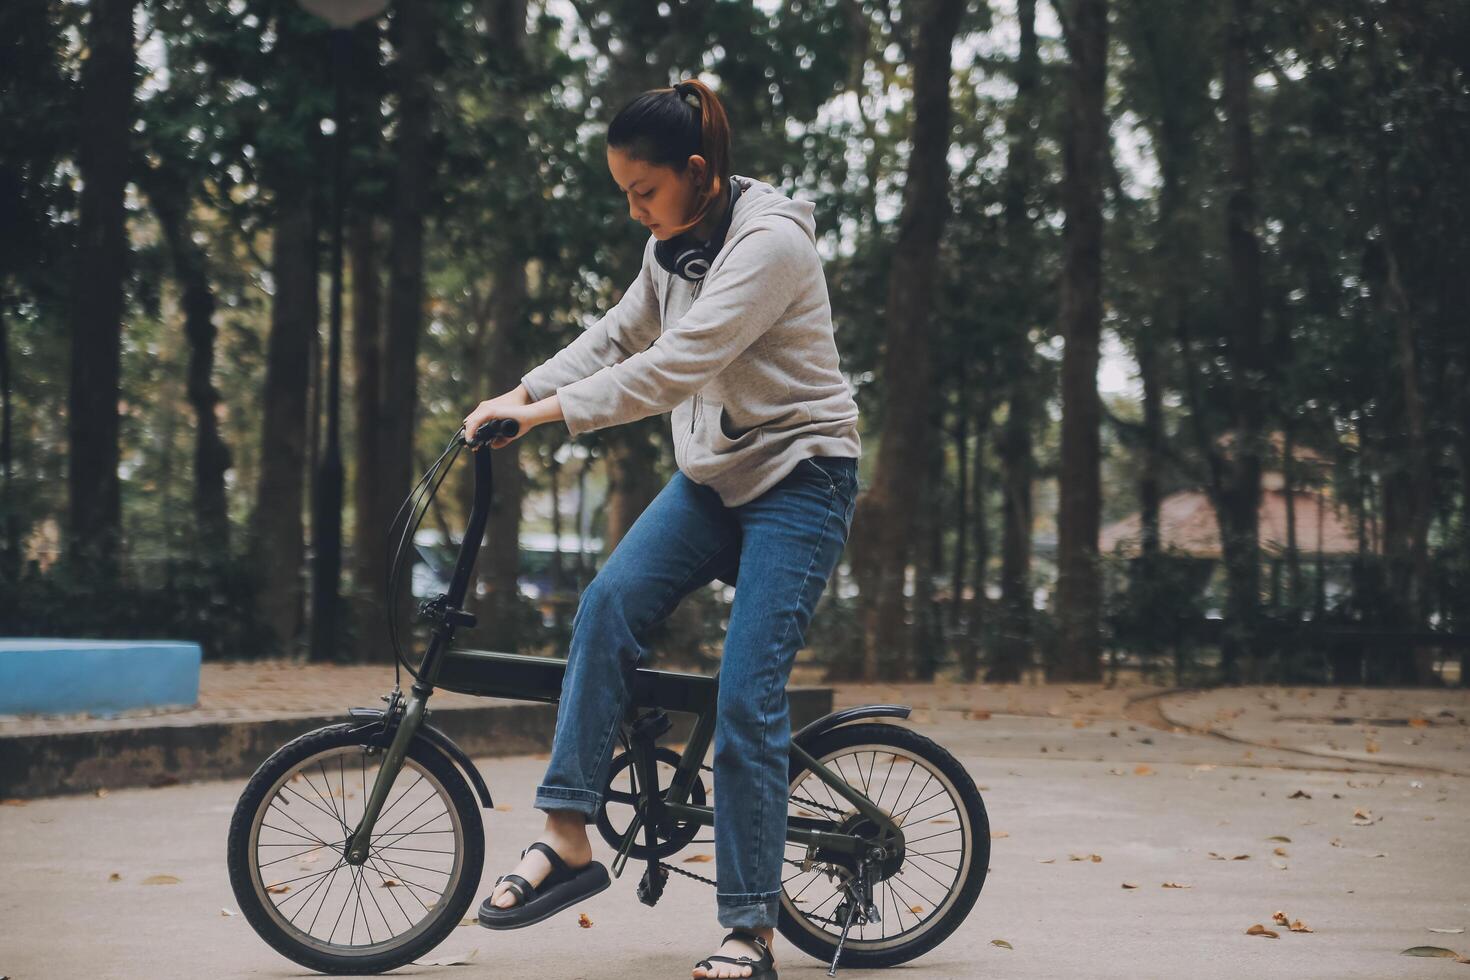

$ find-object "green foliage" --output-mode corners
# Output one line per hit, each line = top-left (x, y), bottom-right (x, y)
(1, 555), (278, 660)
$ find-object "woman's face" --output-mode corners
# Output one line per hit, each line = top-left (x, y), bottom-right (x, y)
(607, 146), (709, 240)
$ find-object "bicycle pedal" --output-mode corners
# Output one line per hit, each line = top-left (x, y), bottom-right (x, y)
(636, 864), (669, 907)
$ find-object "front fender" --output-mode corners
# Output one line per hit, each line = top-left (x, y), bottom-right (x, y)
(346, 707), (495, 809)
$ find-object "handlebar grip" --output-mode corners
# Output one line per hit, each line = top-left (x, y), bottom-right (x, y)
(471, 417), (520, 446)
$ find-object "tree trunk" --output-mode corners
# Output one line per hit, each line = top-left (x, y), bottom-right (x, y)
(849, 0), (965, 682)
(964, 402), (990, 682)
(1052, 0), (1108, 681)
(950, 374), (969, 636)
(65, 0), (134, 580)
(141, 165), (233, 556)
(250, 186), (318, 657)
(1216, 0), (1267, 685)
(380, 0), (435, 662)
(0, 301), (15, 582)
(349, 213), (390, 662)
(993, 0), (1041, 683)
(911, 405), (945, 682)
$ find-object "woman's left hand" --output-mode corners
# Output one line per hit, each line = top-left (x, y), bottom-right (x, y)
(462, 397), (560, 449)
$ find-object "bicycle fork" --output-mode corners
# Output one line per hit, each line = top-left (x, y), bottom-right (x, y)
(343, 685), (429, 866)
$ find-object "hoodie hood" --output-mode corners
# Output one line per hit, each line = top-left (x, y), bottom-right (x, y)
(727, 174), (817, 245)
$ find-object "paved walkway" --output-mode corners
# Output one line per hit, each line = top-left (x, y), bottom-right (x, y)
(2, 674), (1467, 978)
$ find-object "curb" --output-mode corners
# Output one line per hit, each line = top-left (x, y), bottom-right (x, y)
(1147, 688), (1470, 779)
(0, 686), (834, 800)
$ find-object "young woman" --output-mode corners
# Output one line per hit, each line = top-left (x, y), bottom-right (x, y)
(463, 77), (861, 980)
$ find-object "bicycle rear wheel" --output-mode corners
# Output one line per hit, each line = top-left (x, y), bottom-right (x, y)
(226, 722), (484, 974)
(778, 721), (988, 968)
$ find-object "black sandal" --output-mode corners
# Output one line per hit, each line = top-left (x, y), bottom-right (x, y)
(693, 928), (778, 979)
(476, 841), (610, 930)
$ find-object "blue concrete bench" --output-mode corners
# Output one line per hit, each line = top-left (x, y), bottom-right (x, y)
(0, 639), (201, 718)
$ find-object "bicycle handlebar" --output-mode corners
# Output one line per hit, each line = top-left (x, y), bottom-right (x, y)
(464, 417), (520, 448)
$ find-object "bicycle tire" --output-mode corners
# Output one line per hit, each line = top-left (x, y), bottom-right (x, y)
(777, 721), (989, 968)
(226, 722), (485, 975)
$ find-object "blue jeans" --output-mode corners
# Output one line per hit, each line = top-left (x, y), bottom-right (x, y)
(532, 455), (859, 928)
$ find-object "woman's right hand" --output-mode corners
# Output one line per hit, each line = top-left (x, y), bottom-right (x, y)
(462, 385), (532, 448)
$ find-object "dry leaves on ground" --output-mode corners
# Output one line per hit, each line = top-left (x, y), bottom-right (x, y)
(1273, 910), (1313, 932)
(1401, 946), (1470, 963)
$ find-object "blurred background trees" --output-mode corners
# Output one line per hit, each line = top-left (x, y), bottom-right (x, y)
(2, 0), (1467, 687)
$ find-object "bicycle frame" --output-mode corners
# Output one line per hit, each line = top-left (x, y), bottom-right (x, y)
(344, 433), (904, 874)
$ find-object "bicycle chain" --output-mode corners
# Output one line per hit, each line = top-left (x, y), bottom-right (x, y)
(651, 765), (854, 889)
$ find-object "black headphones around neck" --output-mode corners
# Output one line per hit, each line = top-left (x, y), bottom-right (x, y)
(654, 177), (743, 282)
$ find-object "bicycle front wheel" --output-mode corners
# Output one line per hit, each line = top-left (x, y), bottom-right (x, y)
(226, 722), (485, 975)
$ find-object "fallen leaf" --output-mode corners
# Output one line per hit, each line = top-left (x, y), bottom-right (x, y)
(1288, 790), (1311, 799)
(459, 917), (476, 926)
(1365, 740), (1380, 753)
(1428, 928), (1466, 935)
(684, 854), (713, 863)
(990, 830), (1009, 839)
(265, 883), (289, 894)
(578, 913), (593, 928)
(1161, 882), (1192, 889)
(1037, 858), (1055, 864)
(380, 878), (401, 888)
(495, 804), (513, 812)
(1121, 882), (1138, 889)
(220, 908), (236, 917)
(991, 939), (1013, 949)
(1401, 946), (1460, 958)
(909, 904), (924, 913)
(1134, 764), (1154, 776)
(1068, 853), (1103, 863)
(1267, 836), (1292, 843)
(95, 788), (109, 798)
(143, 874), (181, 885)
(1273, 848), (1289, 857)
(1352, 808), (1375, 826)
(108, 872), (121, 882)
(1246, 924), (1279, 939)
(1270, 913), (1313, 933)
(1, 799), (28, 806)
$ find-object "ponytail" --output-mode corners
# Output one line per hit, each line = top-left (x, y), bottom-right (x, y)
(607, 77), (734, 237)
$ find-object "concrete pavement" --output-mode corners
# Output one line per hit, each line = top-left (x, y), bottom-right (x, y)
(1, 681), (1467, 979)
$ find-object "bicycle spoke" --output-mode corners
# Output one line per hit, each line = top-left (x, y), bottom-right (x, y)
(260, 820), (332, 848)
(784, 743), (972, 952)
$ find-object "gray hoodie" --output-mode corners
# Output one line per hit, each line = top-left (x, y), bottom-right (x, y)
(520, 173), (862, 507)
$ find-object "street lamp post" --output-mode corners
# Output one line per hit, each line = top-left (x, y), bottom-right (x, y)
(298, 0), (387, 662)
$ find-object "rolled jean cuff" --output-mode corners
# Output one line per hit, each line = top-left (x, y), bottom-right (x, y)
(716, 890), (781, 929)
(533, 785), (600, 823)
